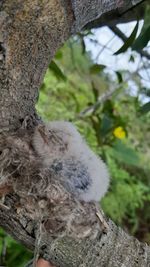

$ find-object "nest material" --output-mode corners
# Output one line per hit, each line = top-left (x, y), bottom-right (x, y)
(0, 130), (101, 241)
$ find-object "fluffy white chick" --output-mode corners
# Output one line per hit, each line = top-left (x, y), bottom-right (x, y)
(33, 121), (110, 202)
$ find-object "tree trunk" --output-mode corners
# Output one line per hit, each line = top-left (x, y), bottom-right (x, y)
(0, 1), (149, 266)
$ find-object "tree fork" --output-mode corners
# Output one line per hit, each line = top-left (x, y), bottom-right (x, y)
(0, 1), (149, 266)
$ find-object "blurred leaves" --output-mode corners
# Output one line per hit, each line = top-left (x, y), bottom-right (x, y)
(49, 60), (67, 81)
(0, 229), (32, 267)
(140, 101), (150, 114)
(132, 6), (150, 50)
(133, 25), (150, 50)
(116, 71), (123, 83)
(114, 22), (139, 55)
(90, 64), (106, 74)
(101, 156), (149, 227)
(112, 140), (140, 166)
(100, 114), (112, 137)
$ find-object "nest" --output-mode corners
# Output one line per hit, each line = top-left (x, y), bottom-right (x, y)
(0, 129), (101, 243)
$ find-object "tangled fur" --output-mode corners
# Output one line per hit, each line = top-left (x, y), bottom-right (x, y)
(33, 121), (110, 202)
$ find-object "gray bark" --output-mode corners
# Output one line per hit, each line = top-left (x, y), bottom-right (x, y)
(72, 0), (146, 31)
(0, 1), (149, 267)
(84, 1), (148, 29)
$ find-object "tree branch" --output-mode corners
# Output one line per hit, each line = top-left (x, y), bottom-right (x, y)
(0, 189), (150, 267)
(0, 0), (146, 132)
(0, 1), (150, 267)
(84, 0), (148, 29)
(72, 0), (147, 31)
(0, 0), (74, 131)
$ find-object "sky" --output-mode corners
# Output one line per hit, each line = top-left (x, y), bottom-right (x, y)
(84, 21), (150, 102)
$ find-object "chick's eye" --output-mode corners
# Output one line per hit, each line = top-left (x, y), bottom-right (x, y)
(51, 161), (63, 172)
(75, 179), (89, 190)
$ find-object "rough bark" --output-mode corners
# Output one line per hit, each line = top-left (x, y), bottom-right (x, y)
(84, 0), (148, 29)
(0, 0), (74, 132)
(0, 1), (149, 267)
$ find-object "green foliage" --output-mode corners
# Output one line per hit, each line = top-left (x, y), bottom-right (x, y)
(0, 229), (32, 267)
(132, 6), (150, 50)
(101, 155), (149, 229)
(49, 60), (67, 81)
(36, 37), (150, 242)
(111, 140), (140, 166)
(115, 71), (123, 83)
(89, 64), (106, 74)
(140, 101), (150, 114)
(114, 22), (139, 55)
